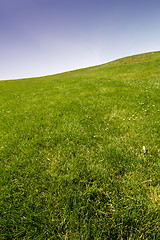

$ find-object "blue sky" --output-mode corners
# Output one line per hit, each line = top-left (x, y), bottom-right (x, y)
(0, 0), (160, 80)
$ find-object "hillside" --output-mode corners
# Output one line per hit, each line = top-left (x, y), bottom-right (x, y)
(0, 52), (160, 239)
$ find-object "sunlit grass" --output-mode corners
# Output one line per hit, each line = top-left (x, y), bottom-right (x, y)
(0, 52), (160, 239)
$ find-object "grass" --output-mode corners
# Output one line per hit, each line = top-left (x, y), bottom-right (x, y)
(0, 51), (160, 239)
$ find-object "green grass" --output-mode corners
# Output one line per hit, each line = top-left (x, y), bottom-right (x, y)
(0, 52), (160, 239)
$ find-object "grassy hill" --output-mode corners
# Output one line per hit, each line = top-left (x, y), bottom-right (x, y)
(0, 52), (160, 239)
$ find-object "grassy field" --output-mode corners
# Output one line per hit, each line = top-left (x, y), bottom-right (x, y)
(0, 52), (160, 239)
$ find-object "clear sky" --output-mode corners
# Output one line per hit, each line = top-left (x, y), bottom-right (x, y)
(0, 0), (160, 80)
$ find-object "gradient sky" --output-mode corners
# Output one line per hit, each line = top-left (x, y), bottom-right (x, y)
(0, 0), (160, 80)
